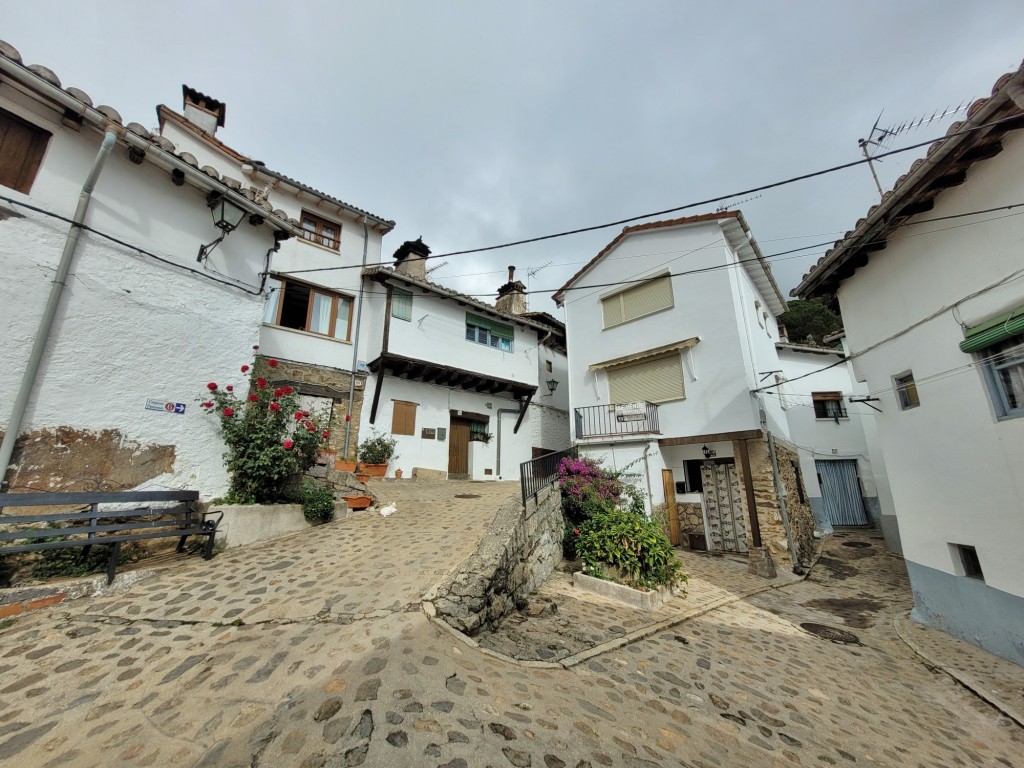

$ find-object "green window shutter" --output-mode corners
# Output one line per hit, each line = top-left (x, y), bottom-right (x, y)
(602, 294), (624, 327)
(466, 313), (513, 340)
(608, 353), (685, 404)
(960, 306), (1024, 353)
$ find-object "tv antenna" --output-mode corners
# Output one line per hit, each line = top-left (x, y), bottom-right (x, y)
(426, 260), (448, 275)
(858, 101), (968, 198)
(715, 194), (761, 213)
(526, 261), (553, 290)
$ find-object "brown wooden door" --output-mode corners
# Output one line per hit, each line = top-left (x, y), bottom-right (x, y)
(448, 418), (472, 477)
(661, 469), (681, 546)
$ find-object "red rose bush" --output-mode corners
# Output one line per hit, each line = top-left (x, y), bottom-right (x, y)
(201, 355), (328, 503)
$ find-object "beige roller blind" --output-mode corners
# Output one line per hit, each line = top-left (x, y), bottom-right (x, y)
(601, 275), (673, 328)
(608, 353), (685, 404)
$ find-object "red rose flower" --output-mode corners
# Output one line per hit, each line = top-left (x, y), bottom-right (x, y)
(281, 385), (293, 394)
(253, 344), (259, 350)
(202, 401), (213, 408)
(269, 402), (281, 412)
(307, 424), (316, 432)
(223, 407), (234, 417)
(225, 385), (234, 392)
(344, 414), (351, 422)
(322, 431), (329, 438)
(282, 439), (294, 449)
(573, 528), (580, 535)
(207, 382), (217, 391)
(303, 420), (312, 429)
(241, 365), (250, 373)
(274, 389), (284, 398)
(293, 412), (303, 420)
(257, 378), (267, 389)
(268, 359), (278, 368)
(249, 394), (259, 402)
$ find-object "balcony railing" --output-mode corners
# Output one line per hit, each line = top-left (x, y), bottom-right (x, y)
(520, 447), (577, 502)
(574, 401), (661, 439)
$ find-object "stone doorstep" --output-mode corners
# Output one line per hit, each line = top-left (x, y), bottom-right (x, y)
(572, 571), (673, 611)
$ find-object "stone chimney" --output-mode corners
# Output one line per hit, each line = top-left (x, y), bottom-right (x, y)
(393, 237), (430, 281)
(495, 265), (528, 316)
(182, 85), (226, 136)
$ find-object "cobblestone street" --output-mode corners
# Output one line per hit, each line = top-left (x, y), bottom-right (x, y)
(1, 483), (1021, 767)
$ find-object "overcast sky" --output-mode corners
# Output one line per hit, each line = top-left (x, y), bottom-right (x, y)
(5, 1), (1024, 311)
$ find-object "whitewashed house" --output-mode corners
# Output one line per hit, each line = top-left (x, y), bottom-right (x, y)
(155, 88), (395, 461)
(0, 41), (295, 496)
(774, 340), (895, 546)
(553, 212), (817, 571)
(794, 61), (1024, 664)
(361, 241), (570, 480)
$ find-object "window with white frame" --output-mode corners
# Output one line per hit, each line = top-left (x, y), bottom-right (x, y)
(263, 277), (353, 341)
(601, 275), (673, 329)
(893, 371), (920, 410)
(607, 352), (685, 404)
(465, 313), (513, 352)
(979, 336), (1024, 419)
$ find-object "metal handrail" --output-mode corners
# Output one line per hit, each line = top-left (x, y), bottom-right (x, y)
(520, 447), (577, 502)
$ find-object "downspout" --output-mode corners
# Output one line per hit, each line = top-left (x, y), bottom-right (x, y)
(642, 444), (654, 513)
(1, 132), (117, 489)
(344, 216), (370, 457)
(758, 395), (803, 573)
(495, 408), (518, 478)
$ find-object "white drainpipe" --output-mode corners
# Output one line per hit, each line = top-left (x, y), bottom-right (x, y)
(1, 132), (117, 488)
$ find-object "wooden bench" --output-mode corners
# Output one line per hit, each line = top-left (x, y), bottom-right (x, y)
(0, 490), (221, 584)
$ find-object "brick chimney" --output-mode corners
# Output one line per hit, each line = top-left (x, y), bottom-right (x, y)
(182, 85), (226, 136)
(495, 266), (528, 316)
(393, 237), (430, 281)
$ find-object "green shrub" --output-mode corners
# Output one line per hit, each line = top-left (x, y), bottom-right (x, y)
(302, 482), (336, 522)
(301, 482), (336, 522)
(576, 507), (686, 590)
(358, 429), (398, 465)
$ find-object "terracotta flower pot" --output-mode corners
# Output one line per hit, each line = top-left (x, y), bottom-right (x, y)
(361, 463), (388, 478)
(394, 468), (404, 479)
(334, 459), (358, 472)
(354, 472), (371, 483)
(343, 494), (372, 510)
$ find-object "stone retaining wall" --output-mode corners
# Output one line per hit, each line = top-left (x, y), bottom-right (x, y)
(428, 484), (563, 635)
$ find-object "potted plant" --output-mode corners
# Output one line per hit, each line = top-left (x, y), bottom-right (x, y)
(334, 455), (358, 472)
(357, 429), (398, 477)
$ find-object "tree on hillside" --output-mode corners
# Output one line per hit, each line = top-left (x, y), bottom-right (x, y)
(779, 297), (842, 346)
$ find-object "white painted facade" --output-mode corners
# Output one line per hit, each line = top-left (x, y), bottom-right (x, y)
(775, 344), (882, 530)
(0, 79), (278, 496)
(358, 270), (570, 480)
(837, 129), (1024, 632)
(557, 214), (790, 512)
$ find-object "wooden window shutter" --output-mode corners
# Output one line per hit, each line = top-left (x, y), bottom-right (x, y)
(608, 353), (685, 404)
(391, 401), (417, 436)
(0, 109), (51, 194)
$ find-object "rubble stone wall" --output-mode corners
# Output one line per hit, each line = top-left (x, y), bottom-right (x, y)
(429, 484), (563, 635)
(744, 436), (816, 568)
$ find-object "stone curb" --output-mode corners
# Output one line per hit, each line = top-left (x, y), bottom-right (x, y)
(0, 568), (153, 619)
(892, 613), (1024, 728)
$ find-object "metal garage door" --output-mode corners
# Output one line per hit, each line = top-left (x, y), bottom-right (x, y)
(815, 459), (868, 526)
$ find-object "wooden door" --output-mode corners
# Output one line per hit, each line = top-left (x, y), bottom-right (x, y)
(661, 469), (681, 546)
(700, 461), (748, 553)
(448, 418), (471, 478)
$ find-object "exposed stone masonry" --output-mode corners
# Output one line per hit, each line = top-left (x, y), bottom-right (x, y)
(429, 484), (563, 635)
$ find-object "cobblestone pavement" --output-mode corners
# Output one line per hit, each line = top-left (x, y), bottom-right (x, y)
(2, 492), (1022, 767)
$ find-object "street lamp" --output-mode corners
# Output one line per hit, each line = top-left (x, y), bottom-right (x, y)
(545, 378), (559, 396)
(701, 444), (717, 460)
(197, 193), (247, 262)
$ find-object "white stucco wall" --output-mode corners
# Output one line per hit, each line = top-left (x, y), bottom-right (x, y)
(361, 377), (536, 481)
(386, 288), (538, 386)
(776, 347), (876, 504)
(837, 129), (1024, 598)
(562, 221), (782, 442)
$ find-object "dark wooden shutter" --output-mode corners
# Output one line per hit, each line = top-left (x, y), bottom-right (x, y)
(0, 109), (50, 194)
(391, 401), (417, 436)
